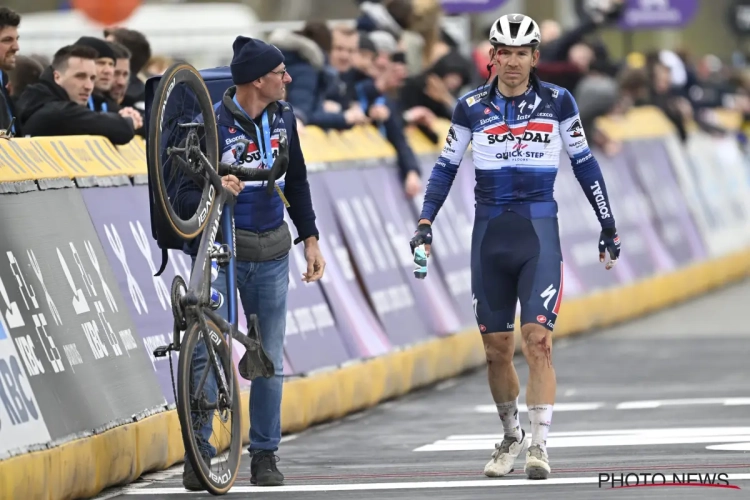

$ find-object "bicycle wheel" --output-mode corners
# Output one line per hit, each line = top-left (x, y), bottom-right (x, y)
(176, 318), (242, 495)
(148, 62), (219, 240)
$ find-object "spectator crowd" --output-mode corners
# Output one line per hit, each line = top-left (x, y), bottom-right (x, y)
(1, 0), (748, 197)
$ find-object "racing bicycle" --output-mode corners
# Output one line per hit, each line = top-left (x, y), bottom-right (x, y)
(146, 62), (286, 495)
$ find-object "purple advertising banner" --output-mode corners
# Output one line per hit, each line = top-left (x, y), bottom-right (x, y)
(308, 174), (392, 359)
(281, 211), (355, 375)
(80, 185), (264, 402)
(321, 168), (433, 347)
(413, 156), (476, 327)
(575, 0), (699, 30)
(618, 0), (700, 30)
(440, 0), (509, 13)
(361, 166), (463, 336)
(596, 151), (677, 278)
(555, 156), (631, 293)
(81, 185), (187, 404)
(622, 140), (707, 265)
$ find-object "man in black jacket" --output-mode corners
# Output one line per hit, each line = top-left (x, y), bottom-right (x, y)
(15, 44), (137, 145)
(0, 6), (20, 136)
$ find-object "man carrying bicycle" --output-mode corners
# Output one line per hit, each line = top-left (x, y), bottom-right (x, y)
(410, 14), (621, 480)
(183, 35), (325, 490)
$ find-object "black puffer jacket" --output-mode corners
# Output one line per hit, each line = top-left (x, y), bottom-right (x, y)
(15, 67), (135, 144)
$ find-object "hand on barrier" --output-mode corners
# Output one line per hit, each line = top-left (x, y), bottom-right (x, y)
(598, 227), (621, 270)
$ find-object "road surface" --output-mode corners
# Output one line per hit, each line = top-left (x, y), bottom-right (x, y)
(101, 279), (750, 499)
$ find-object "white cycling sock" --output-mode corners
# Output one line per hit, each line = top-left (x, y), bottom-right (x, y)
(496, 399), (522, 440)
(528, 404), (553, 452)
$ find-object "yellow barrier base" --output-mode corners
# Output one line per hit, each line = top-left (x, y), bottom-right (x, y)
(2, 249), (749, 500)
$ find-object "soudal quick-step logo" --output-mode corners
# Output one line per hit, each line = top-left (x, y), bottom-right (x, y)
(484, 121), (552, 145)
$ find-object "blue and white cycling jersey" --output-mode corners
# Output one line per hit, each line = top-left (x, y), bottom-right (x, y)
(420, 75), (616, 228)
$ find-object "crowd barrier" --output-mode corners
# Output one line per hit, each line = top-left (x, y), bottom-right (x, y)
(0, 105), (749, 500)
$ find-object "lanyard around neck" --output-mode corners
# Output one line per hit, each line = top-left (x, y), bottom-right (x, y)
(88, 96), (107, 112)
(232, 95), (273, 169)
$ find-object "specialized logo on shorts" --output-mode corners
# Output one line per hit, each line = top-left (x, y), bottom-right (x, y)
(228, 127), (236, 134)
(537, 314), (547, 324)
(479, 324), (486, 333)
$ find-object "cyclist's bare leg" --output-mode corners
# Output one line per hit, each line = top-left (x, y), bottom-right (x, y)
(520, 322), (555, 478)
(521, 323), (556, 406)
(482, 331), (528, 477)
(482, 331), (520, 407)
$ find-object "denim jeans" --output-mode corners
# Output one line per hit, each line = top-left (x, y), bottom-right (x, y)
(189, 254), (288, 458)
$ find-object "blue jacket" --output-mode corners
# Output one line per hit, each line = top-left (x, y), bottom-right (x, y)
(170, 83), (318, 255)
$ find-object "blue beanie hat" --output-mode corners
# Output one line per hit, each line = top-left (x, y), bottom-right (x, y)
(230, 36), (285, 85)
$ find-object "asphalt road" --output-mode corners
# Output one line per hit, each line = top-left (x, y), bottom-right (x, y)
(101, 279), (750, 500)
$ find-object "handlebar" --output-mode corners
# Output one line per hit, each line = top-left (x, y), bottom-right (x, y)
(217, 162), (274, 182)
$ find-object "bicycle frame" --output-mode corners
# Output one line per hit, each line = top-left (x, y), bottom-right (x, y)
(173, 155), (239, 407)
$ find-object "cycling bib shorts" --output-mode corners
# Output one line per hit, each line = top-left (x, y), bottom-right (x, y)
(471, 209), (564, 333)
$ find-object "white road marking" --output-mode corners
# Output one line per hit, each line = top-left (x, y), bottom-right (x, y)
(415, 427), (750, 452)
(474, 403), (604, 413)
(92, 436), (299, 499)
(617, 398), (750, 410)
(436, 379), (459, 391)
(706, 442), (750, 451)
(472, 397), (750, 413)
(120, 474), (750, 494)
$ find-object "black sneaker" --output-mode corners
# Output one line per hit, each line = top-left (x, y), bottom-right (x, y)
(250, 450), (284, 486)
(182, 453), (211, 491)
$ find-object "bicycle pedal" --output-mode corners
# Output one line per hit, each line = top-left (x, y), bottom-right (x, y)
(153, 344), (173, 358)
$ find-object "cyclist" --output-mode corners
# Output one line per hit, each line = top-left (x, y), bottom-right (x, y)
(409, 13), (620, 480)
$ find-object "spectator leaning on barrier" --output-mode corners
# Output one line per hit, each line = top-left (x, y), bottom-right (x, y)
(74, 36), (118, 112)
(0, 6), (21, 136)
(104, 27), (151, 113)
(15, 45), (137, 145)
(400, 50), (471, 124)
(268, 22), (364, 130)
(338, 30), (422, 197)
(177, 35), (325, 491)
(107, 41), (132, 106)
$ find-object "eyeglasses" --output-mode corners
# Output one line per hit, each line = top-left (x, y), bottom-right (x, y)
(270, 68), (287, 78)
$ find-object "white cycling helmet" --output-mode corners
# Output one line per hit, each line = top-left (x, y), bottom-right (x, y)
(489, 13), (541, 48)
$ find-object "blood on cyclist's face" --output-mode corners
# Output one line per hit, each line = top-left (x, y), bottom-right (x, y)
(491, 45), (538, 89)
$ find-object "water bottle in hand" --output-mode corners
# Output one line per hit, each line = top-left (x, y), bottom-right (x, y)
(413, 244), (428, 279)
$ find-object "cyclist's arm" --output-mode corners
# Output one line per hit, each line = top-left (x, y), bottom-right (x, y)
(418, 102), (472, 222)
(559, 89), (616, 229)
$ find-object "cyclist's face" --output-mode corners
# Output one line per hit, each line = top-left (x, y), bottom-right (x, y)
(491, 46), (538, 89)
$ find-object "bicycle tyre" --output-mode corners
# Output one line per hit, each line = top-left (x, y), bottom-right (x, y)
(148, 62), (219, 240)
(176, 318), (242, 495)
